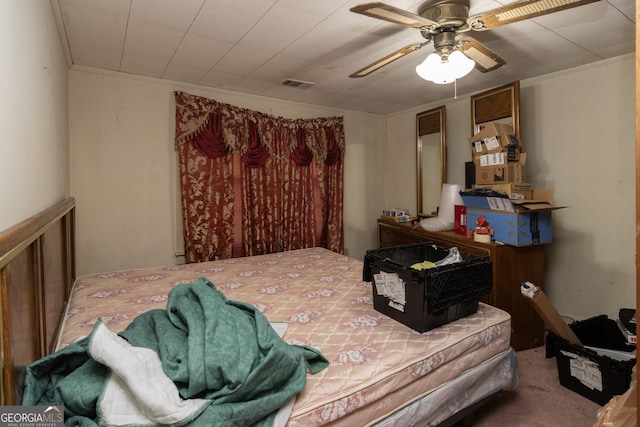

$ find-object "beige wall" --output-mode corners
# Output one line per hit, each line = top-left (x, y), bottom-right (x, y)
(385, 55), (635, 321)
(70, 56), (634, 321)
(0, 1), (69, 230)
(69, 68), (386, 275)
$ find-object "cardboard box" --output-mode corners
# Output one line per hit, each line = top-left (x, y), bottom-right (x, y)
(460, 189), (564, 246)
(546, 315), (636, 406)
(469, 123), (522, 158)
(454, 205), (466, 235)
(505, 146), (522, 161)
(473, 183), (534, 200)
(474, 153), (527, 185)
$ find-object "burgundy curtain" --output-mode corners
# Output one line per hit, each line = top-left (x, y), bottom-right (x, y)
(175, 91), (345, 262)
(316, 126), (344, 252)
(177, 141), (234, 262)
(240, 121), (280, 256)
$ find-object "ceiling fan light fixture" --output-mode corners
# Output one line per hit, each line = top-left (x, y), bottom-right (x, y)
(415, 50), (475, 84)
(350, 0), (600, 78)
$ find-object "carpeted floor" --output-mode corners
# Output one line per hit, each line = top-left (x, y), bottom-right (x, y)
(469, 346), (603, 426)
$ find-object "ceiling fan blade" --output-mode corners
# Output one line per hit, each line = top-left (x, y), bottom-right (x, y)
(468, 0), (601, 30)
(457, 37), (506, 72)
(349, 42), (426, 78)
(350, 2), (437, 28)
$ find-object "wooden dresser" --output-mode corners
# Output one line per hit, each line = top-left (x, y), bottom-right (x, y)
(378, 218), (545, 351)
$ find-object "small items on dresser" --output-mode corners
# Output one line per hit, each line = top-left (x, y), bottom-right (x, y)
(467, 214), (493, 243)
(381, 208), (415, 223)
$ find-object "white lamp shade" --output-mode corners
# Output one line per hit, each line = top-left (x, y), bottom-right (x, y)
(448, 50), (475, 78)
(415, 50), (475, 84)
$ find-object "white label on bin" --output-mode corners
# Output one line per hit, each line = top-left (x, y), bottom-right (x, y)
(373, 271), (406, 311)
(486, 197), (516, 212)
(561, 351), (603, 391)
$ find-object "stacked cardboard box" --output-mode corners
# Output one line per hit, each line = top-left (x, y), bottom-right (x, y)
(469, 123), (525, 186)
(459, 124), (566, 245)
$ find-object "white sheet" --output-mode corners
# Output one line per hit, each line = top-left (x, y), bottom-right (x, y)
(90, 321), (209, 426)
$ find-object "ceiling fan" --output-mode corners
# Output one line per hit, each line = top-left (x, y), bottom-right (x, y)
(349, 0), (601, 79)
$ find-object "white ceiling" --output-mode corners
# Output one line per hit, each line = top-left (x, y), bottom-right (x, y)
(51, 0), (635, 115)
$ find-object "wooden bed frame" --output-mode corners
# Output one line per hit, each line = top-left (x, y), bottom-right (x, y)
(0, 197), (75, 404)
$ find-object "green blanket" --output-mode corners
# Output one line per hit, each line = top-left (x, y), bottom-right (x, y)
(22, 278), (329, 426)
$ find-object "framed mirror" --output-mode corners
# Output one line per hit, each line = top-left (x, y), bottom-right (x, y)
(471, 81), (520, 139)
(416, 106), (446, 218)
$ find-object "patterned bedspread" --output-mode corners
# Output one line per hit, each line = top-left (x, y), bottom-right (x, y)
(58, 247), (512, 426)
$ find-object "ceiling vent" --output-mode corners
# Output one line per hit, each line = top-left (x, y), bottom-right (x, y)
(280, 79), (315, 89)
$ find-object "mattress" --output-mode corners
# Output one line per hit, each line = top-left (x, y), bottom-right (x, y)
(57, 247), (514, 426)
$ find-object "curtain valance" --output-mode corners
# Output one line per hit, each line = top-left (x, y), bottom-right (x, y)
(174, 91), (345, 164)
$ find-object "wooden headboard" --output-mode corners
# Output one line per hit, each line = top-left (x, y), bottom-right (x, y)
(0, 197), (75, 404)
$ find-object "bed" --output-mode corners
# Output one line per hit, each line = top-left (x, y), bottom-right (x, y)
(1, 198), (518, 426)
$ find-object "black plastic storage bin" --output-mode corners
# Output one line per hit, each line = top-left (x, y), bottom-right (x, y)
(363, 242), (492, 332)
(546, 315), (636, 405)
